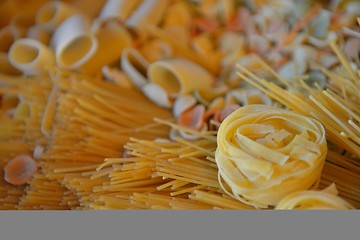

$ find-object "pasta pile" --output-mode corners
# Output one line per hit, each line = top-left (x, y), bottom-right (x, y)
(0, 0), (359, 210)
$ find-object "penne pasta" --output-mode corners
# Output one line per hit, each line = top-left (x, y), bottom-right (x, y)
(26, 25), (51, 45)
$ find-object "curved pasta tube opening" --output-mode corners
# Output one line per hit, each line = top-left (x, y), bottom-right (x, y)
(59, 36), (94, 66)
(148, 58), (214, 97)
(10, 43), (39, 63)
(9, 38), (55, 76)
(148, 66), (181, 95)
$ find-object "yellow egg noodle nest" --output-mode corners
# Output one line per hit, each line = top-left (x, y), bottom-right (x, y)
(0, 0), (359, 209)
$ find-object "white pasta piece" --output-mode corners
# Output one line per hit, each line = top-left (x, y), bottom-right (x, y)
(98, 0), (141, 22)
(125, 0), (168, 34)
(51, 14), (98, 69)
(121, 47), (149, 89)
(81, 19), (132, 74)
(215, 105), (327, 208)
(141, 83), (172, 109)
(8, 38), (55, 76)
(36, 1), (76, 31)
(148, 58), (214, 97)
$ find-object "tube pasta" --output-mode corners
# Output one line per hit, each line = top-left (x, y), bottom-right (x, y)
(51, 14), (98, 69)
(35, 1), (76, 31)
(8, 38), (55, 76)
(215, 105), (327, 208)
(276, 184), (355, 210)
(125, 0), (168, 33)
(80, 19), (132, 74)
(121, 47), (149, 89)
(98, 0), (141, 22)
(148, 58), (214, 97)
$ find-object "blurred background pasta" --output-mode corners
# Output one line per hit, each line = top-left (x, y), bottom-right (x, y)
(0, 0), (359, 210)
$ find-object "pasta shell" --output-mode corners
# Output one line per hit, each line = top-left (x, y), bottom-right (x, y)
(173, 94), (197, 118)
(148, 58), (214, 97)
(141, 83), (172, 109)
(121, 47), (149, 89)
(178, 104), (206, 131)
(4, 154), (38, 186)
(8, 38), (55, 76)
(51, 14), (98, 69)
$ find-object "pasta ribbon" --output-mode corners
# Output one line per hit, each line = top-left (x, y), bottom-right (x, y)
(276, 184), (355, 210)
(215, 105), (327, 208)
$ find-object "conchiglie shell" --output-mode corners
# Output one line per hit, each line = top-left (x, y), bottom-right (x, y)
(36, 1), (76, 32)
(121, 47), (149, 89)
(81, 19), (132, 74)
(51, 14), (98, 70)
(98, 0), (141, 22)
(173, 94), (197, 118)
(141, 83), (172, 109)
(8, 38), (55, 76)
(148, 58), (214, 97)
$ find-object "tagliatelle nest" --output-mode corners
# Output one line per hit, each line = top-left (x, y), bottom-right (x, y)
(215, 105), (327, 209)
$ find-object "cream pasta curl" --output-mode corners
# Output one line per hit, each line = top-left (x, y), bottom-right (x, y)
(215, 105), (327, 208)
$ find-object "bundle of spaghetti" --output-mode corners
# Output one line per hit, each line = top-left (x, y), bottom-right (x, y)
(38, 69), (171, 208)
(0, 73), (51, 209)
(276, 183), (355, 210)
(236, 41), (360, 159)
(90, 119), (254, 209)
(18, 172), (79, 210)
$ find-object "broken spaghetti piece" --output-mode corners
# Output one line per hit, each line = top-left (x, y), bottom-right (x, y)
(215, 105), (327, 208)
